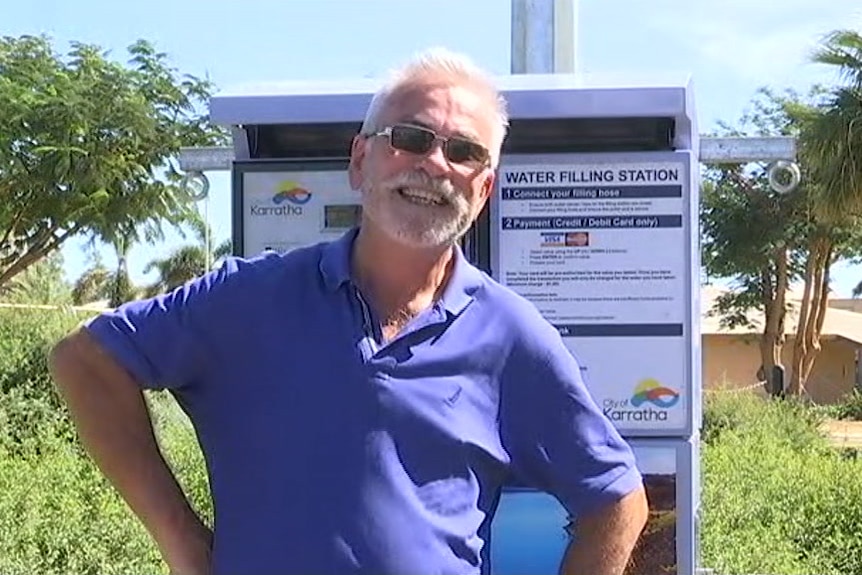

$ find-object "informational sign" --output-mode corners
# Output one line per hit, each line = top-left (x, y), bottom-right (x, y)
(492, 152), (697, 435)
(238, 163), (361, 258)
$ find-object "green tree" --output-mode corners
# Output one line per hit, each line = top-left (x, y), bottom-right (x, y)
(108, 231), (137, 308)
(0, 34), (228, 289)
(142, 220), (232, 297)
(803, 29), (862, 220)
(702, 88), (810, 395)
(702, 86), (862, 396)
(790, 29), (862, 393)
(70, 259), (113, 306)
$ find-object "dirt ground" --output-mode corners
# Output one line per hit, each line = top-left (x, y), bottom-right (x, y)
(626, 474), (677, 575)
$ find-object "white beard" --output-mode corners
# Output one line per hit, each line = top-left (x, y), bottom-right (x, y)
(360, 171), (474, 249)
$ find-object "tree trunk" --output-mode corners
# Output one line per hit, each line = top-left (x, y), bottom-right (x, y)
(760, 247), (788, 395)
(789, 236), (833, 396)
(801, 245), (833, 385)
(0, 225), (81, 288)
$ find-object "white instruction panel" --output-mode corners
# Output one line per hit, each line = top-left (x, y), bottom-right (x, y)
(493, 152), (697, 435)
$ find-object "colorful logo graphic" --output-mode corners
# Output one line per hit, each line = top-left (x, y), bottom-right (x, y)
(272, 181), (312, 205)
(630, 379), (680, 409)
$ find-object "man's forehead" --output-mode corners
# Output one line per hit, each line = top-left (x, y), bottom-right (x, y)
(382, 82), (493, 141)
(396, 117), (481, 142)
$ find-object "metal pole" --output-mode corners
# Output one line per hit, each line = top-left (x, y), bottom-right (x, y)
(204, 196), (211, 273)
(511, 0), (577, 74)
(553, 0), (577, 74)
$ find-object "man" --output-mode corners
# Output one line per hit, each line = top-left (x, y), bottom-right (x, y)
(50, 48), (648, 575)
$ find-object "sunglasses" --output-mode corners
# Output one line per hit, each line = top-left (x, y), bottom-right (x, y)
(370, 124), (490, 166)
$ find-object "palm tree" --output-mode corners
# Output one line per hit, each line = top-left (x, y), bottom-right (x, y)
(107, 230), (138, 307)
(811, 30), (862, 299)
(142, 222), (232, 297)
(71, 259), (114, 306)
(787, 29), (862, 394)
(804, 30), (862, 220)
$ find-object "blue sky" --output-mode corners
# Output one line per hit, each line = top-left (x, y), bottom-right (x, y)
(6, 0), (862, 294)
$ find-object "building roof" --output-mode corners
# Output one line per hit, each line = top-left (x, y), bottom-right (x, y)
(701, 285), (862, 345)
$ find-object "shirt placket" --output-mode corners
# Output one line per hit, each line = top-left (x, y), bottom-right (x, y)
(354, 286), (381, 360)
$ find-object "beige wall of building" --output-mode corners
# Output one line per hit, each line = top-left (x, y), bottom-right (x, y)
(703, 334), (858, 404)
(830, 299), (862, 314)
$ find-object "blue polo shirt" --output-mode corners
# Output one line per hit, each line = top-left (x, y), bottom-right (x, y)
(86, 228), (642, 575)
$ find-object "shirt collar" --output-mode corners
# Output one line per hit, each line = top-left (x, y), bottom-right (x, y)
(318, 227), (357, 292)
(319, 227), (484, 315)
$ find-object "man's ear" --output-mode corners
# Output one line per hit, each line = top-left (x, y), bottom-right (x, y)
(480, 170), (495, 201)
(348, 135), (368, 190)
(472, 170), (496, 219)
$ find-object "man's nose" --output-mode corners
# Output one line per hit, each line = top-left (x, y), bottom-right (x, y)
(418, 142), (451, 178)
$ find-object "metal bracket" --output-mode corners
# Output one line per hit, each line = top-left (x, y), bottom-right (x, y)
(698, 136), (796, 164)
(176, 136), (802, 194)
(178, 136), (799, 173)
(699, 136), (800, 194)
(178, 146), (234, 172)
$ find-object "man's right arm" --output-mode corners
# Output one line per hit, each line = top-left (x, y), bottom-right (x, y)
(49, 327), (212, 575)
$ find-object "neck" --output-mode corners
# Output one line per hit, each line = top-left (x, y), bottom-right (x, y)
(351, 223), (455, 316)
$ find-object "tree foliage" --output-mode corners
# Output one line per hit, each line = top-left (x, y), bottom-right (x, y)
(70, 260), (113, 306)
(0, 34), (228, 289)
(783, 29), (862, 394)
(141, 219), (232, 297)
(107, 232), (136, 308)
(802, 30), (862, 221)
(703, 88), (810, 394)
(702, 83), (862, 396)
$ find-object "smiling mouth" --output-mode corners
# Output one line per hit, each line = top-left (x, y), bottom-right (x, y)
(396, 187), (449, 206)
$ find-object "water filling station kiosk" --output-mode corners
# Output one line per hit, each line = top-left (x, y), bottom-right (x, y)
(209, 72), (702, 575)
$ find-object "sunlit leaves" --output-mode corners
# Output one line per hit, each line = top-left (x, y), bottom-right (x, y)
(0, 34), (228, 287)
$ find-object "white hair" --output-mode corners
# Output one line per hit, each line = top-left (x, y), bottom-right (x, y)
(359, 47), (509, 166)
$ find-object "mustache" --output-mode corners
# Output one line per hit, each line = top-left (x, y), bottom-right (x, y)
(385, 171), (457, 201)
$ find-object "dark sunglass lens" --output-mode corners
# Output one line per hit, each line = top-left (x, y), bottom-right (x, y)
(447, 139), (487, 164)
(391, 125), (434, 154)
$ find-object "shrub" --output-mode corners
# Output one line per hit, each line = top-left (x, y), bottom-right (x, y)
(702, 389), (827, 450)
(701, 391), (862, 575)
(0, 307), (212, 573)
(0, 444), (163, 575)
(0, 307), (91, 456)
(0, 394), (211, 575)
(0, 307), (88, 393)
(148, 391), (214, 524)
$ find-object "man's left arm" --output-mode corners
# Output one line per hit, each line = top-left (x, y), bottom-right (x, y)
(499, 317), (650, 575)
(560, 486), (648, 575)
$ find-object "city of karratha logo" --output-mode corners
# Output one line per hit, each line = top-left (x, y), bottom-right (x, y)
(630, 378), (680, 409)
(602, 378), (680, 423)
(272, 181), (312, 205)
